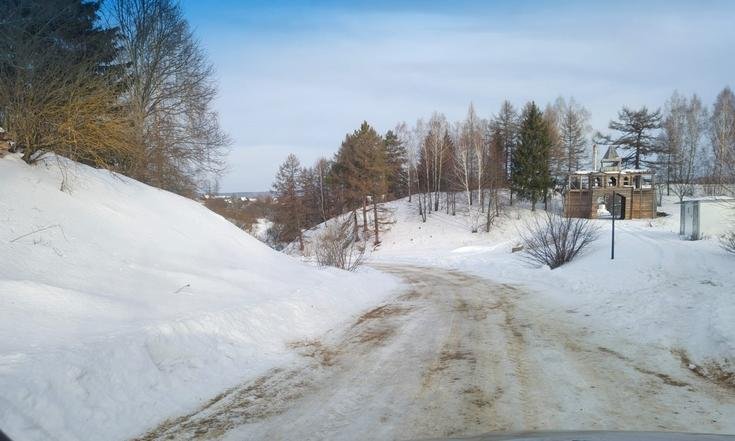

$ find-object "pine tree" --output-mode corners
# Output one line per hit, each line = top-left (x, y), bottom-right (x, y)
(511, 102), (552, 211)
(383, 129), (407, 198)
(599, 106), (662, 169)
(272, 154), (305, 250)
(491, 101), (519, 203)
(333, 122), (388, 244)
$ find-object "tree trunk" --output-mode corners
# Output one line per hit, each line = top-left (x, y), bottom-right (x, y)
(373, 200), (380, 245)
(407, 168), (412, 203)
(362, 197), (368, 240)
(353, 209), (359, 241)
(544, 190), (548, 211)
(485, 193), (492, 232)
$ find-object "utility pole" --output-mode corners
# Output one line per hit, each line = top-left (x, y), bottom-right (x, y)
(611, 192), (616, 260)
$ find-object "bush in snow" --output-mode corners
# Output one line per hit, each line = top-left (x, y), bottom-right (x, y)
(313, 220), (365, 271)
(519, 211), (600, 269)
(721, 231), (735, 255)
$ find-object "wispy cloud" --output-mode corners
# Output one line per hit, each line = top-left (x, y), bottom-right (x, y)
(183, 1), (735, 191)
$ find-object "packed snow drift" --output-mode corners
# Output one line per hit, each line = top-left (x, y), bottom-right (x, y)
(0, 154), (398, 441)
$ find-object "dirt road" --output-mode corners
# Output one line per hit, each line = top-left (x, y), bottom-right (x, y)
(136, 265), (735, 440)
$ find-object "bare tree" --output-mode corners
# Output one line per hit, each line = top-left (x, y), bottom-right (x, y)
(544, 100), (564, 183)
(710, 87), (735, 194)
(557, 97), (590, 175)
(111, 0), (230, 195)
(454, 114), (482, 231)
(662, 93), (708, 201)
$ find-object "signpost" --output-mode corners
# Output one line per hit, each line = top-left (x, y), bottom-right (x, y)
(611, 192), (616, 260)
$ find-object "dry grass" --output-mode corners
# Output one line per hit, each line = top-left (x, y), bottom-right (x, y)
(673, 348), (735, 391)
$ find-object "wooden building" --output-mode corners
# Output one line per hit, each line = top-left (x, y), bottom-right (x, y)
(563, 146), (656, 219)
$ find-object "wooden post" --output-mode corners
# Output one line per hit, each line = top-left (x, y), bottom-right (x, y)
(611, 191), (616, 260)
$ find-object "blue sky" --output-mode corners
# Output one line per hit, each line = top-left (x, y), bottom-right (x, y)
(179, 0), (735, 191)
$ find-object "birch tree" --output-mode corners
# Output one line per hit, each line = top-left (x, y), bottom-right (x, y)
(710, 87), (735, 193)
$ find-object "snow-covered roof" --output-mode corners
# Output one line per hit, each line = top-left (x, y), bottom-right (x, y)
(571, 169), (651, 175)
(679, 196), (735, 204)
(620, 169), (651, 174)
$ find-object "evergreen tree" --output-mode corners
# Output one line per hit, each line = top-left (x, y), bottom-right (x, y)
(598, 106), (662, 169)
(383, 129), (407, 198)
(272, 154), (305, 250)
(1, 0), (130, 165)
(511, 102), (552, 211)
(332, 121), (388, 243)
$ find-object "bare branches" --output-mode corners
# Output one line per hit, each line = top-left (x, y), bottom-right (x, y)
(519, 212), (600, 269)
(313, 219), (365, 271)
(721, 231), (735, 255)
(111, 0), (230, 195)
(0, 0), (135, 168)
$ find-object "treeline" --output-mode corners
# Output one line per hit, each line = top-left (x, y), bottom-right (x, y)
(0, 0), (229, 196)
(272, 122), (405, 248)
(273, 88), (735, 242)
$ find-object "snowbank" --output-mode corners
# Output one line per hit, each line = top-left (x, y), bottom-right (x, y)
(0, 154), (398, 441)
(370, 195), (735, 378)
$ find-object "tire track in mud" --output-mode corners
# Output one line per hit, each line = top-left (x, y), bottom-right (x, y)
(134, 264), (735, 441)
(134, 285), (418, 441)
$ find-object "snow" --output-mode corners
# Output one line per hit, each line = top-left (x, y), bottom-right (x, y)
(366, 194), (735, 377)
(0, 154), (398, 441)
(3, 149), (734, 439)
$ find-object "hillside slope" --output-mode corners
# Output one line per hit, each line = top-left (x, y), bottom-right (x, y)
(0, 154), (398, 441)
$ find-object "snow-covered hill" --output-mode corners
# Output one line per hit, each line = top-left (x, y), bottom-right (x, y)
(0, 154), (398, 441)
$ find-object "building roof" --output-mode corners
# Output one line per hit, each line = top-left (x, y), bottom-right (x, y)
(602, 146), (620, 161)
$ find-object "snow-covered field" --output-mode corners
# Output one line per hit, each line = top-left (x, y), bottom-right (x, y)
(368, 194), (735, 381)
(0, 154), (398, 441)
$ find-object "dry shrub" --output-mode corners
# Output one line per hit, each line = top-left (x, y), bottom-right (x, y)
(519, 211), (600, 269)
(721, 231), (735, 255)
(313, 219), (365, 271)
